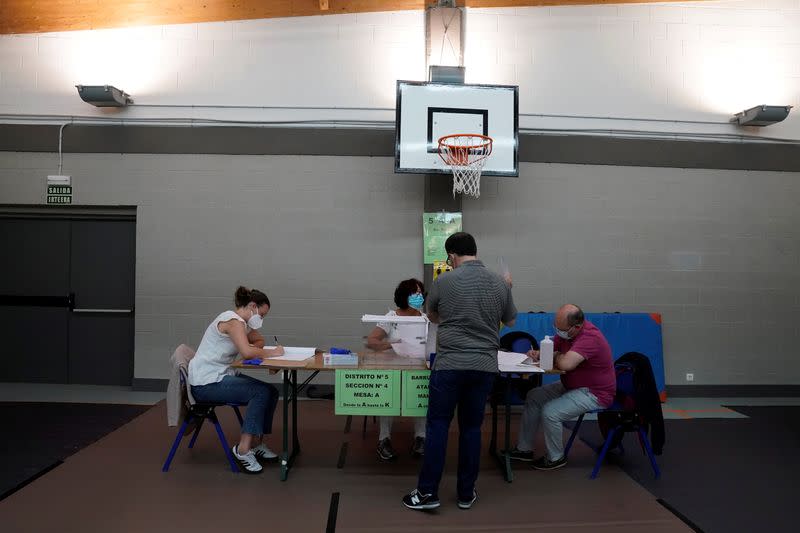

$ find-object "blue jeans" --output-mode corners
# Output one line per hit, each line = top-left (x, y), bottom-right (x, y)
(191, 374), (279, 436)
(516, 381), (603, 461)
(417, 369), (496, 501)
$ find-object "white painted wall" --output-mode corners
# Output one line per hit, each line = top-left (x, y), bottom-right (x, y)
(1, 1), (798, 139)
(1, 2), (799, 386)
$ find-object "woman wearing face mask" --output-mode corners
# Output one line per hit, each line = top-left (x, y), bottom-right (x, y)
(188, 286), (285, 474)
(366, 278), (428, 461)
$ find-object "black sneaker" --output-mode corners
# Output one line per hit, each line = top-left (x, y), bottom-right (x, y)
(411, 436), (425, 457)
(532, 455), (567, 471)
(504, 447), (534, 462)
(457, 490), (477, 510)
(377, 438), (398, 461)
(402, 489), (441, 510)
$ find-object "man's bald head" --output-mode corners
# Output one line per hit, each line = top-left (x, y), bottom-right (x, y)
(555, 304), (584, 334)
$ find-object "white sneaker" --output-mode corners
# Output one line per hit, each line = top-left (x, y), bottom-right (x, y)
(232, 445), (263, 474)
(252, 443), (278, 462)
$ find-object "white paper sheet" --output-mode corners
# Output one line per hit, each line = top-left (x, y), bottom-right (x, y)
(264, 355), (314, 363)
(498, 350), (544, 373)
(263, 346), (316, 361)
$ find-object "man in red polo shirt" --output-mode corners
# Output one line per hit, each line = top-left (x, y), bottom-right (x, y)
(509, 304), (616, 470)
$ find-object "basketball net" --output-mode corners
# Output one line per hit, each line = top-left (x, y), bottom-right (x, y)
(437, 134), (493, 198)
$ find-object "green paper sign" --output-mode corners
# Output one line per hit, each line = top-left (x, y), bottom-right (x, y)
(335, 369), (401, 416)
(401, 370), (430, 417)
(423, 212), (462, 264)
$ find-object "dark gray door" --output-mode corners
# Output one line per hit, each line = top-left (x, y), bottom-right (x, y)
(0, 219), (71, 382)
(68, 220), (136, 385)
(0, 214), (135, 385)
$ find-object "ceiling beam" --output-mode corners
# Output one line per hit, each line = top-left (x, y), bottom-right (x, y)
(1, 0), (701, 36)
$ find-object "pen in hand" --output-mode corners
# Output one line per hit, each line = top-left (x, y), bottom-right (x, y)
(269, 336), (284, 356)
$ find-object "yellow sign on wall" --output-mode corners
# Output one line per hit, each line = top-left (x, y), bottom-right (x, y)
(433, 260), (452, 280)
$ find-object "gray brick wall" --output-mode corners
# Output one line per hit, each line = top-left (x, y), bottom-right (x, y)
(471, 163), (800, 385)
(0, 153), (424, 385)
(1, 153), (798, 386)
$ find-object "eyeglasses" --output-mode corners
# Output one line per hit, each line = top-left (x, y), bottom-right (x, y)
(446, 255), (453, 267)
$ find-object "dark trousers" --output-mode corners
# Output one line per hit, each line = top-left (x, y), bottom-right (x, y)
(417, 369), (496, 500)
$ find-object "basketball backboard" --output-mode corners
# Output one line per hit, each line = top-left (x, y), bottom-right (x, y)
(395, 81), (519, 177)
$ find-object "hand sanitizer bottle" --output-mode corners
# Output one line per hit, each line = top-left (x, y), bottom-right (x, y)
(539, 335), (554, 371)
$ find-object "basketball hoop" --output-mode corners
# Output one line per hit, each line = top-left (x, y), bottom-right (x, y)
(437, 134), (493, 198)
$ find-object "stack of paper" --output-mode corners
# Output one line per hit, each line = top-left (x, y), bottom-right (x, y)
(498, 350), (544, 373)
(263, 346), (316, 363)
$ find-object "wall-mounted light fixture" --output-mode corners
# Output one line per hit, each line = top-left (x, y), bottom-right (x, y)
(76, 85), (133, 107)
(731, 105), (792, 127)
(426, 0), (465, 83)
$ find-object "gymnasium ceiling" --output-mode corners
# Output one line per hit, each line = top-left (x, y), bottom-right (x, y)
(1, 1), (693, 35)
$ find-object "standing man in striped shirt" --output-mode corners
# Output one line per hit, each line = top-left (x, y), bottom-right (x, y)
(403, 232), (517, 511)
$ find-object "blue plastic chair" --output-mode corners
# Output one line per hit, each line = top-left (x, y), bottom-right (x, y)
(564, 362), (661, 479)
(162, 366), (246, 473)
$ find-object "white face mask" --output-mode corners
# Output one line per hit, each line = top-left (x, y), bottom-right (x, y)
(555, 324), (579, 340)
(247, 306), (263, 329)
(555, 328), (571, 340)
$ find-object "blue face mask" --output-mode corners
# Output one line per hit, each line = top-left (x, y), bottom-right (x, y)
(408, 293), (424, 310)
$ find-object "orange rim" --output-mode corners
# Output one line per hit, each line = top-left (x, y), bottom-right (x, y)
(438, 134), (493, 166)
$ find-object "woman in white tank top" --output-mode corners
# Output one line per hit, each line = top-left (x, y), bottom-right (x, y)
(188, 286), (285, 474)
(365, 278), (428, 462)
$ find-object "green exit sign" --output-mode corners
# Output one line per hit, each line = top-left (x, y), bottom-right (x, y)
(47, 183), (72, 205)
(47, 195), (72, 204)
